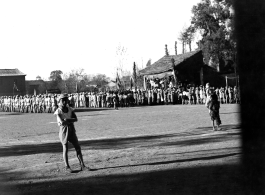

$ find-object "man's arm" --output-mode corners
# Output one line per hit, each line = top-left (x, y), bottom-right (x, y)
(65, 111), (78, 123)
(56, 113), (68, 126)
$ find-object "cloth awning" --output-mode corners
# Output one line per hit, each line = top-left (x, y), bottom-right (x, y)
(144, 71), (173, 79)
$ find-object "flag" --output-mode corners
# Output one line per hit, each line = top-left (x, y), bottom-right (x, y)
(116, 72), (121, 89)
(133, 62), (137, 90)
(13, 82), (19, 91)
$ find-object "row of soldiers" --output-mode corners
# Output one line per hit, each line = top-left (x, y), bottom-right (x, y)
(0, 85), (240, 113)
(0, 92), (133, 113)
(120, 85), (240, 106)
(0, 94), (59, 113)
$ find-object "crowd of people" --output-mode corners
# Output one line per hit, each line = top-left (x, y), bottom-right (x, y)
(0, 84), (240, 113)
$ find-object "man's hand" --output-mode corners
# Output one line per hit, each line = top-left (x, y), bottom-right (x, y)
(62, 120), (69, 125)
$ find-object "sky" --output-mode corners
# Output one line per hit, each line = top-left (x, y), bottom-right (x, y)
(0, 0), (201, 80)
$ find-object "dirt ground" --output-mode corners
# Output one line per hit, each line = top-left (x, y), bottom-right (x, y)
(0, 104), (242, 195)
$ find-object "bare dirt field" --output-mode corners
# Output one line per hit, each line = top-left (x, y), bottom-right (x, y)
(0, 104), (241, 195)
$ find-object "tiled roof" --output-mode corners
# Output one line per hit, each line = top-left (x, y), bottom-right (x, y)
(0, 69), (26, 76)
(139, 50), (202, 75)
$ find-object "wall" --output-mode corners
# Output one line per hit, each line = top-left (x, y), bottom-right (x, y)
(0, 76), (26, 96)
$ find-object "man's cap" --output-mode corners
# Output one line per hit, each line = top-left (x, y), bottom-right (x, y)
(59, 93), (68, 100)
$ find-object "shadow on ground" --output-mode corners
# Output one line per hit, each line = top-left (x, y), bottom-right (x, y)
(74, 108), (112, 112)
(0, 112), (24, 116)
(196, 124), (241, 131)
(0, 124), (240, 157)
(2, 163), (244, 195)
(78, 114), (106, 117)
(220, 111), (240, 114)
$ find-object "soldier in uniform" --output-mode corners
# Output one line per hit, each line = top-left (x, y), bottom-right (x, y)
(13, 96), (19, 112)
(3, 96), (7, 112)
(187, 87), (192, 105)
(19, 96), (24, 113)
(51, 95), (56, 112)
(98, 92), (102, 108)
(46, 95), (52, 113)
(224, 86), (229, 104)
(219, 87), (225, 104)
(35, 95), (40, 113)
(234, 86), (239, 104)
(0, 96), (3, 111)
(4, 96), (8, 112)
(74, 93), (79, 108)
(39, 95), (44, 113)
(43, 95), (48, 113)
(195, 87), (200, 105)
(31, 95), (37, 113)
(229, 87), (234, 104)
(24, 95), (30, 113)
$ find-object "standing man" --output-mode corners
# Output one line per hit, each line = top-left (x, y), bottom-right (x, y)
(54, 94), (90, 173)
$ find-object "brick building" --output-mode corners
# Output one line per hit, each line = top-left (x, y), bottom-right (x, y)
(25, 80), (47, 95)
(0, 69), (26, 96)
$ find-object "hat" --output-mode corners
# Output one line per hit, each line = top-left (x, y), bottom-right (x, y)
(59, 93), (68, 100)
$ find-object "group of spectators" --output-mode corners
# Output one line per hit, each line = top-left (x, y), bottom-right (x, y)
(0, 84), (240, 113)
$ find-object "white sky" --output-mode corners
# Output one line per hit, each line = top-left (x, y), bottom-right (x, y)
(0, 0), (201, 80)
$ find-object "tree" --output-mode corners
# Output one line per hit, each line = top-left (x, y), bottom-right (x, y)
(186, 26), (195, 52)
(49, 70), (63, 81)
(191, 0), (235, 71)
(178, 28), (188, 54)
(178, 25), (195, 54)
(62, 68), (88, 93)
(91, 74), (109, 89)
(115, 44), (129, 78)
(48, 70), (63, 89)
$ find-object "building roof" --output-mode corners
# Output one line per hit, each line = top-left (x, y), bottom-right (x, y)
(26, 80), (46, 85)
(107, 81), (116, 87)
(121, 75), (131, 82)
(139, 50), (202, 75)
(0, 69), (26, 76)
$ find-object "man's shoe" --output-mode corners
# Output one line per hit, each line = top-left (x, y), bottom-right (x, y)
(80, 165), (90, 171)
